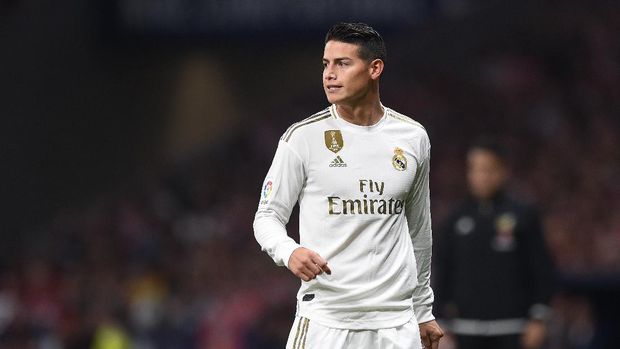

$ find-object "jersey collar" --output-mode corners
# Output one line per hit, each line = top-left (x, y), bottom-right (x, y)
(330, 104), (388, 134)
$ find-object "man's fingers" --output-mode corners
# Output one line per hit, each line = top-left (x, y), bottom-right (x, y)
(419, 320), (444, 349)
(429, 330), (443, 349)
(300, 263), (321, 281)
(296, 270), (312, 282)
(430, 334), (440, 349)
(317, 260), (332, 274)
(305, 260), (323, 275)
(311, 254), (332, 275)
(421, 333), (431, 349)
(292, 264), (319, 281)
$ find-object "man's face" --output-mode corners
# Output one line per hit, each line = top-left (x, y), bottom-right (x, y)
(322, 40), (374, 105)
(466, 149), (508, 200)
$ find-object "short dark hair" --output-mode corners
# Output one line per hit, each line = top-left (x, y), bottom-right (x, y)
(325, 22), (386, 63)
(469, 137), (508, 162)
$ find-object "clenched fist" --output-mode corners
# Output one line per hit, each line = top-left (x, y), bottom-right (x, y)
(419, 320), (444, 349)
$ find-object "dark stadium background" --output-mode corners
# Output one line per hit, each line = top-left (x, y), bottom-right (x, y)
(1, 0), (619, 348)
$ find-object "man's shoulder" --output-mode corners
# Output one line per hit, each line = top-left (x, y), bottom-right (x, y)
(385, 108), (427, 135)
(280, 107), (333, 143)
(384, 107), (431, 158)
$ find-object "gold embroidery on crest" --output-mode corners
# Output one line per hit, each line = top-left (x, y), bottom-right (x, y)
(324, 130), (344, 153)
(392, 147), (407, 171)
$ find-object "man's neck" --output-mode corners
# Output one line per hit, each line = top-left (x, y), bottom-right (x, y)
(336, 100), (384, 126)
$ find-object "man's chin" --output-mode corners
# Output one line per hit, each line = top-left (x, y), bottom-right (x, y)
(325, 95), (343, 105)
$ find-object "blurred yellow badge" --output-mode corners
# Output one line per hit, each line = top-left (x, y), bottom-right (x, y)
(495, 213), (517, 234)
(493, 213), (517, 251)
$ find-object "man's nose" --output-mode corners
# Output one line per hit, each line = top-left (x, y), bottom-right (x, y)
(324, 67), (336, 80)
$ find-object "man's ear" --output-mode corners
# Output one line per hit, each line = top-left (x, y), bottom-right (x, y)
(369, 59), (384, 80)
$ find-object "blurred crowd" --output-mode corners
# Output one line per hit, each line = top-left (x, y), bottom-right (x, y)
(1, 2), (619, 349)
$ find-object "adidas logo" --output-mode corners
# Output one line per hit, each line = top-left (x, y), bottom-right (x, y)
(329, 156), (347, 167)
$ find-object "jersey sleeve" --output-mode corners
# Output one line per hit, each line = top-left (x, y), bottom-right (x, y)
(405, 136), (435, 324)
(253, 140), (306, 267)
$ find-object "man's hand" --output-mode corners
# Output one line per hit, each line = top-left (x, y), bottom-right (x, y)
(288, 247), (331, 281)
(419, 320), (444, 349)
(521, 320), (547, 349)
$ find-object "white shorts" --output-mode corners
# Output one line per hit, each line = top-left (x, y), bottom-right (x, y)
(285, 316), (423, 349)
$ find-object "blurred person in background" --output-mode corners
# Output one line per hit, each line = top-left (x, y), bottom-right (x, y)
(253, 22), (443, 349)
(434, 139), (555, 349)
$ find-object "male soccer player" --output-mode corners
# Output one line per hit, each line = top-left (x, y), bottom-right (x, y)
(435, 140), (555, 349)
(253, 23), (443, 349)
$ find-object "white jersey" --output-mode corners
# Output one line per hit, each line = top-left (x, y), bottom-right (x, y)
(253, 104), (435, 330)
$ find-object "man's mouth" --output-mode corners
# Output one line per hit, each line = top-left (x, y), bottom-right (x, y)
(326, 85), (342, 92)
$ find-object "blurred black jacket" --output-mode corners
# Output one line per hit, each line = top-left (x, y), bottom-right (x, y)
(434, 190), (555, 335)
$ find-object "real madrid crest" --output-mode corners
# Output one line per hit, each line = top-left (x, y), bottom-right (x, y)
(392, 147), (407, 171)
(324, 130), (344, 153)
